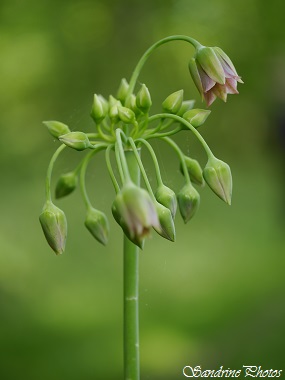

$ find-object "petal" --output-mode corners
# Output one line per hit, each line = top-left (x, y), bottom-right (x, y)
(203, 90), (217, 107)
(213, 47), (238, 76)
(196, 47), (225, 84)
(188, 58), (203, 95)
(225, 78), (239, 94)
(197, 63), (216, 92)
(213, 83), (228, 102)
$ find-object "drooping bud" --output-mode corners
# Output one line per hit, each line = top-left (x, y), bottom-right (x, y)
(177, 184), (200, 223)
(177, 100), (195, 116)
(117, 78), (130, 103)
(85, 207), (109, 246)
(162, 90), (183, 114)
(39, 201), (67, 255)
(180, 157), (204, 186)
(153, 202), (175, 242)
(91, 94), (107, 123)
(195, 46), (225, 85)
(155, 184), (177, 218)
(43, 121), (70, 139)
(112, 182), (159, 248)
(203, 156), (232, 205)
(136, 84), (152, 113)
(118, 105), (136, 124)
(59, 132), (91, 151)
(183, 109), (211, 128)
(55, 171), (78, 199)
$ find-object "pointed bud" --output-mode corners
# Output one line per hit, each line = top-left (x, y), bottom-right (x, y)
(162, 90), (183, 114)
(136, 84), (152, 113)
(153, 202), (175, 242)
(39, 201), (67, 255)
(180, 157), (204, 186)
(203, 156), (232, 205)
(85, 207), (109, 246)
(112, 182), (159, 248)
(59, 132), (91, 151)
(183, 109), (211, 128)
(125, 93), (141, 116)
(177, 100), (196, 116)
(117, 78), (129, 103)
(55, 171), (78, 199)
(91, 94), (107, 123)
(155, 184), (177, 218)
(118, 106), (136, 124)
(43, 121), (70, 139)
(108, 97), (122, 123)
(177, 184), (200, 223)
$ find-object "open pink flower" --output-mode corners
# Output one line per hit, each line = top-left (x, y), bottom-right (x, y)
(189, 46), (243, 106)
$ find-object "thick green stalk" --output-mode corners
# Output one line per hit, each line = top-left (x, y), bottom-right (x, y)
(123, 150), (140, 380)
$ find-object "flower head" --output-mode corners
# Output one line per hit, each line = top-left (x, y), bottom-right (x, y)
(189, 46), (243, 106)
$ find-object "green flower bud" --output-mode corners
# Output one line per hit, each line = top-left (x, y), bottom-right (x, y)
(59, 132), (91, 151)
(136, 84), (152, 113)
(43, 121), (70, 139)
(155, 184), (177, 218)
(162, 90), (183, 114)
(112, 182), (159, 248)
(183, 109), (211, 128)
(118, 105), (136, 124)
(85, 207), (109, 246)
(177, 184), (200, 223)
(203, 156), (232, 205)
(153, 202), (175, 242)
(180, 157), (204, 186)
(117, 78), (129, 103)
(125, 93), (141, 116)
(91, 94), (107, 123)
(108, 97), (122, 123)
(55, 171), (78, 199)
(39, 201), (67, 255)
(98, 95), (109, 114)
(177, 100), (195, 116)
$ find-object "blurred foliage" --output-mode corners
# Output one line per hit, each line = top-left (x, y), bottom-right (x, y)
(0, 0), (285, 379)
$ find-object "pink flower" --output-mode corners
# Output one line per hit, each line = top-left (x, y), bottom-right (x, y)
(189, 46), (243, 106)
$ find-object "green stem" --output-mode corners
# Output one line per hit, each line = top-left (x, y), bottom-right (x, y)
(148, 113), (214, 158)
(136, 138), (163, 187)
(162, 137), (191, 185)
(127, 35), (201, 100)
(105, 145), (120, 194)
(124, 150), (140, 380)
(45, 144), (66, 201)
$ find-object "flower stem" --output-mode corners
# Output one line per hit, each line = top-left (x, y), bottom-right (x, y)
(126, 35), (201, 101)
(123, 150), (140, 380)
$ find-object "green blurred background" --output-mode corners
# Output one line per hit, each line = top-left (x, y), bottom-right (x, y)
(1, 0), (285, 379)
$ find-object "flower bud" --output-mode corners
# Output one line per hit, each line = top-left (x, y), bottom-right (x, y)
(155, 184), (177, 218)
(43, 121), (70, 139)
(177, 100), (195, 116)
(180, 157), (204, 186)
(112, 182), (159, 248)
(153, 202), (175, 242)
(39, 201), (67, 255)
(118, 105), (136, 124)
(85, 207), (109, 246)
(177, 184), (200, 223)
(55, 171), (78, 199)
(59, 132), (91, 151)
(108, 96), (122, 123)
(91, 94), (107, 123)
(203, 156), (232, 205)
(125, 93), (141, 116)
(117, 78), (129, 103)
(136, 84), (152, 113)
(162, 90), (183, 114)
(183, 109), (211, 128)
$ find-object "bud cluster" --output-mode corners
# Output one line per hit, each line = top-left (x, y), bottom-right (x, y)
(40, 35), (242, 254)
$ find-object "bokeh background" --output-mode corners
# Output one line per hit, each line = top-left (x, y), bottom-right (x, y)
(1, 0), (285, 379)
